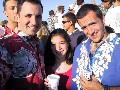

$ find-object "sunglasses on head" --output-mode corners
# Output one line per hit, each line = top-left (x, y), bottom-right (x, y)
(62, 21), (70, 24)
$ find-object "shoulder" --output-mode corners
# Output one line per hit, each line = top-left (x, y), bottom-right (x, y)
(73, 29), (82, 35)
(74, 42), (83, 55)
(106, 7), (115, 15)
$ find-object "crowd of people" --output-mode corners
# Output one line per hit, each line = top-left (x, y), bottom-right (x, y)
(0, 0), (120, 90)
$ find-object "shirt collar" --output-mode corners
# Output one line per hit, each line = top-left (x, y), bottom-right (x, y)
(67, 29), (77, 35)
(18, 31), (38, 42)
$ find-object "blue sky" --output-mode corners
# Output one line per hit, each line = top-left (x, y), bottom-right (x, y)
(0, 0), (101, 22)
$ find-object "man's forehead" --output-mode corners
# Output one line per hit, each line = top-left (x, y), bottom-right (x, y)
(77, 11), (97, 24)
(5, 0), (17, 5)
(20, 2), (42, 12)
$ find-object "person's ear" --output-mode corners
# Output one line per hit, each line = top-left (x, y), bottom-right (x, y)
(102, 16), (105, 25)
(70, 21), (73, 26)
(16, 14), (20, 23)
(3, 10), (8, 17)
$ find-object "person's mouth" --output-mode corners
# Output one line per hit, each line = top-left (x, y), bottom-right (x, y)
(28, 26), (37, 30)
(91, 32), (98, 39)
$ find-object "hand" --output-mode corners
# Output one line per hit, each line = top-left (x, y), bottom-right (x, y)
(56, 4), (60, 9)
(0, 35), (3, 38)
(80, 75), (104, 90)
(0, 26), (5, 38)
(44, 78), (51, 88)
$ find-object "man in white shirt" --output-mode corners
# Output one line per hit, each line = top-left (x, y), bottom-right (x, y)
(105, 0), (120, 33)
(55, 5), (64, 29)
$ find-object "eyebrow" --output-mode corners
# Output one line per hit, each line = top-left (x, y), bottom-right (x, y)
(81, 21), (96, 29)
(51, 40), (66, 44)
(88, 22), (96, 26)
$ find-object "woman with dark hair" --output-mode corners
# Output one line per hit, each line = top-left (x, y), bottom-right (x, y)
(44, 28), (73, 90)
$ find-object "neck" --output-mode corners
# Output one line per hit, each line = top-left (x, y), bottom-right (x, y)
(96, 33), (108, 45)
(67, 26), (75, 33)
(56, 57), (65, 62)
(59, 10), (63, 14)
(55, 55), (66, 63)
(90, 33), (108, 54)
(7, 21), (17, 30)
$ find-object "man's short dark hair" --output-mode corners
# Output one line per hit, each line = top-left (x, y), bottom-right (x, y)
(3, 0), (18, 10)
(49, 10), (54, 16)
(76, 4), (103, 20)
(77, 0), (84, 5)
(58, 5), (64, 11)
(101, 0), (111, 2)
(17, 0), (43, 14)
(101, 0), (113, 3)
(62, 12), (76, 26)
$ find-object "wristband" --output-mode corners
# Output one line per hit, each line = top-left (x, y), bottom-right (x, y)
(104, 85), (110, 90)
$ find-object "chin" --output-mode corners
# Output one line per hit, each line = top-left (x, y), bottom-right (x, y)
(29, 33), (36, 36)
(93, 40), (102, 43)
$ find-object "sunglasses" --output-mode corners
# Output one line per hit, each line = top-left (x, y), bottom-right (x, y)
(62, 21), (70, 24)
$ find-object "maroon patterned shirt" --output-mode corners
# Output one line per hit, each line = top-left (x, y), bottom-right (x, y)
(0, 32), (45, 90)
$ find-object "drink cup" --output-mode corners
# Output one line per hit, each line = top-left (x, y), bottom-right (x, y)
(47, 74), (60, 90)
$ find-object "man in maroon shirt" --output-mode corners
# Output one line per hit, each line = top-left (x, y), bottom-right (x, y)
(0, 0), (45, 90)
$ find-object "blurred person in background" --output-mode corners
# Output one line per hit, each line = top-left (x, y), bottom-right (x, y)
(92, 0), (112, 16)
(0, 20), (8, 26)
(73, 0), (84, 15)
(68, 4), (75, 13)
(105, 0), (120, 33)
(54, 5), (65, 29)
(47, 10), (56, 33)
(0, 0), (18, 38)
(37, 21), (50, 54)
(62, 12), (85, 50)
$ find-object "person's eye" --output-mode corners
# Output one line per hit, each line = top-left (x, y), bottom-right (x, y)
(36, 15), (42, 19)
(81, 26), (87, 30)
(25, 14), (32, 18)
(60, 41), (66, 44)
(51, 43), (55, 46)
(9, 6), (15, 10)
(90, 22), (96, 26)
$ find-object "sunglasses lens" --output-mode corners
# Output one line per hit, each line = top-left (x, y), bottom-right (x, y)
(62, 21), (66, 24)
(62, 21), (70, 24)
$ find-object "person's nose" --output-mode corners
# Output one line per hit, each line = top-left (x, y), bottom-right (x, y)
(31, 16), (37, 25)
(87, 26), (94, 35)
(55, 44), (61, 51)
(14, 7), (17, 14)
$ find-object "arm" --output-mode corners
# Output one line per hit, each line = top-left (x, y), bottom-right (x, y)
(0, 63), (11, 89)
(0, 41), (12, 89)
(80, 75), (103, 90)
(0, 39), (13, 90)
(54, 4), (60, 15)
(80, 75), (120, 90)
(91, 0), (96, 5)
(73, 0), (77, 7)
(110, 87), (120, 90)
